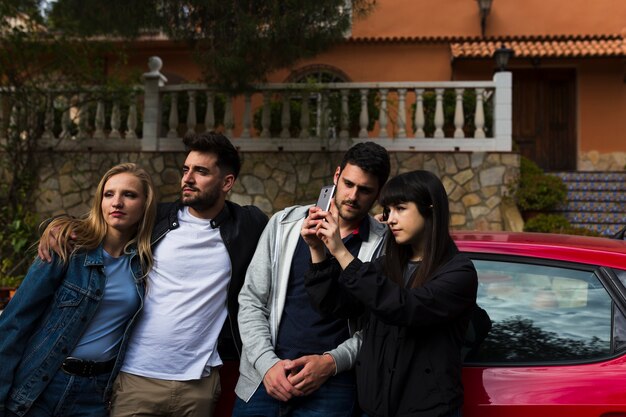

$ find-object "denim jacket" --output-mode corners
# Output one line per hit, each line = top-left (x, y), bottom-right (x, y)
(0, 245), (145, 417)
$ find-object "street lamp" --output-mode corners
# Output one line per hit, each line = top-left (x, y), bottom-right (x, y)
(477, 0), (493, 37)
(494, 46), (514, 72)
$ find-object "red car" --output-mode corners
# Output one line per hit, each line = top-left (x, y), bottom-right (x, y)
(217, 232), (626, 417)
(456, 231), (626, 417)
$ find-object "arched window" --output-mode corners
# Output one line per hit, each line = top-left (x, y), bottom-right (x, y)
(286, 65), (351, 138)
(286, 65), (351, 84)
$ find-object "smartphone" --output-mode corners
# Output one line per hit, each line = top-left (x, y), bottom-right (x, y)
(315, 184), (336, 211)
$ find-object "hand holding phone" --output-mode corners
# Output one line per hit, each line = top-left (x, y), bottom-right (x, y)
(315, 185), (336, 212)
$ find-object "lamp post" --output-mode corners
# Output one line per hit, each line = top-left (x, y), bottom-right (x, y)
(494, 46), (514, 72)
(477, 0), (493, 37)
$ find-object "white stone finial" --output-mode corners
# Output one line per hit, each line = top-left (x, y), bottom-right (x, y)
(143, 56), (167, 86)
(148, 56), (163, 73)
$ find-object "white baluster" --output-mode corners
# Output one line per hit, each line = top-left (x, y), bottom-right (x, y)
(339, 89), (349, 139)
(11, 102), (20, 137)
(186, 90), (196, 135)
(314, 93), (322, 137)
(60, 97), (71, 139)
(110, 102), (121, 138)
(299, 93), (310, 139)
(280, 92), (291, 138)
(0, 93), (5, 140)
(205, 91), (215, 132)
(224, 94), (234, 138)
(21, 106), (29, 140)
(414, 89), (425, 138)
(320, 92), (329, 139)
(358, 89), (369, 138)
(397, 88), (407, 138)
(434, 88), (444, 138)
(8, 102), (18, 138)
(241, 93), (251, 138)
(126, 100), (138, 139)
(42, 94), (55, 139)
(378, 88), (388, 138)
(474, 88), (486, 138)
(167, 92), (178, 138)
(454, 88), (465, 138)
(93, 100), (105, 139)
(260, 91), (271, 138)
(76, 96), (88, 139)
(26, 98), (37, 138)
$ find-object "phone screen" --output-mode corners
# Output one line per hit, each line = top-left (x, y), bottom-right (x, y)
(316, 185), (336, 211)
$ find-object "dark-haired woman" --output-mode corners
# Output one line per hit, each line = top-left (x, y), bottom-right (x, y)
(301, 170), (477, 417)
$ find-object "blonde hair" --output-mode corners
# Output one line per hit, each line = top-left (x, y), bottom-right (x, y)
(40, 163), (157, 277)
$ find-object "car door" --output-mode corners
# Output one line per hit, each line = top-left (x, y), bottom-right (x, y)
(462, 255), (626, 417)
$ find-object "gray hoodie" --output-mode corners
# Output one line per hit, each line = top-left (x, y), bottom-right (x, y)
(235, 204), (387, 401)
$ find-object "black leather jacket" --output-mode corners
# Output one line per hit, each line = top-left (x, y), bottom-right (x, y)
(152, 201), (268, 360)
(305, 252), (477, 417)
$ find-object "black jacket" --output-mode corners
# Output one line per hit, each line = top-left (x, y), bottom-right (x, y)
(153, 201), (268, 360)
(305, 253), (477, 417)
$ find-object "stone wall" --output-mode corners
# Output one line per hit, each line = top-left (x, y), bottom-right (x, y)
(33, 150), (519, 231)
(579, 151), (626, 171)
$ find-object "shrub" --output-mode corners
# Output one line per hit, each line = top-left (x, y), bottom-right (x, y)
(0, 275), (24, 288)
(524, 214), (570, 233)
(515, 157), (567, 211)
(0, 205), (39, 286)
(564, 226), (602, 237)
(523, 213), (602, 237)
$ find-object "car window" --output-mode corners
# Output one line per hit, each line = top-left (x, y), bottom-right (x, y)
(466, 259), (613, 363)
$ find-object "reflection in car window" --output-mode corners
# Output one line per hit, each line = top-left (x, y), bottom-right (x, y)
(614, 307), (626, 353)
(467, 260), (612, 363)
(614, 268), (626, 288)
(611, 268), (626, 352)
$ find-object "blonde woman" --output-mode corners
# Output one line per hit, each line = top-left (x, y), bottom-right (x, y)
(0, 163), (156, 417)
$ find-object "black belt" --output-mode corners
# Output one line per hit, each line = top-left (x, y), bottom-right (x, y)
(61, 357), (116, 377)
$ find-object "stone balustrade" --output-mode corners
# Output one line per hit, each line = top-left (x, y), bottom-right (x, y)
(0, 57), (513, 154)
(147, 54), (512, 153)
(155, 77), (511, 153)
(1, 57), (520, 232)
(0, 88), (143, 151)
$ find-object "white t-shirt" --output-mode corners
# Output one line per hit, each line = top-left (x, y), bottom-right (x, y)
(121, 207), (231, 380)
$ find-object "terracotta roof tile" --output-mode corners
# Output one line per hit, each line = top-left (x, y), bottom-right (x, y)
(348, 34), (626, 58)
(450, 35), (625, 58)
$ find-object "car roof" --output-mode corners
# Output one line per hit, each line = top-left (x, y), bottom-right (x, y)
(452, 231), (626, 270)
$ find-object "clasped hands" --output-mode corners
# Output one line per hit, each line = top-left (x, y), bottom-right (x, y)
(262, 354), (336, 401)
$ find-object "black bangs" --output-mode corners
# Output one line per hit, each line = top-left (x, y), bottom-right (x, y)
(379, 171), (442, 222)
(379, 175), (415, 208)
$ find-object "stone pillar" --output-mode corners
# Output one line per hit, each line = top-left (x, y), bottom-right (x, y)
(493, 71), (512, 151)
(358, 89), (369, 138)
(142, 56), (168, 151)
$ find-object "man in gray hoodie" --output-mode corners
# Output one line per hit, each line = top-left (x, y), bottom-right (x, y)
(233, 142), (390, 417)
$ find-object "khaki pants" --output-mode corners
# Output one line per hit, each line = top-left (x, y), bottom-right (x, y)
(110, 371), (221, 417)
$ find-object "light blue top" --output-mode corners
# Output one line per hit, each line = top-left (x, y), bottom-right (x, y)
(70, 250), (141, 361)
(0, 245), (144, 416)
